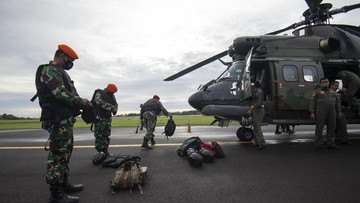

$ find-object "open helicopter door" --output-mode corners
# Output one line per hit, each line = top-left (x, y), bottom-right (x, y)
(241, 47), (254, 100)
(275, 61), (322, 111)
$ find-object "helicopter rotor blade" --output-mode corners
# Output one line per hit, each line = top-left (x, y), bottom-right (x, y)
(163, 50), (228, 81)
(329, 3), (360, 16)
(305, 0), (323, 13)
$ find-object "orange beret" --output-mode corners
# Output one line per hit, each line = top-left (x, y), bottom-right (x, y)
(58, 44), (79, 60)
(107, 83), (118, 93)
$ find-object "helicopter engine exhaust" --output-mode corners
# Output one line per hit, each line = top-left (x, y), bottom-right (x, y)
(319, 37), (340, 52)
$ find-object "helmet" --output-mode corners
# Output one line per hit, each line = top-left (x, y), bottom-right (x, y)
(188, 152), (204, 167)
(199, 148), (215, 163)
(186, 148), (197, 156)
(241, 116), (253, 126)
(107, 83), (118, 93)
(58, 44), (79, 60)
(92, 151), (106, 165)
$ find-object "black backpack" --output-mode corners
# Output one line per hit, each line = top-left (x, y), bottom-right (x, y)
(81, 106), (95, 124)
(162, 118), (176, 139)
(177, 137), (203, 156)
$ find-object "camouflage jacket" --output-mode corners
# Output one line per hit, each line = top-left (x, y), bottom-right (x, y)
(93, 89), (118, 117)
(40, 62), (86, 112)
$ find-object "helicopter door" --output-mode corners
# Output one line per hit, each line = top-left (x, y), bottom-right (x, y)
(241, 47), (254, 100)
(276, 61), (321, 110)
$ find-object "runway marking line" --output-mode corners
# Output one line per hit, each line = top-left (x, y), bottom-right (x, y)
(0, 141), (252, 150)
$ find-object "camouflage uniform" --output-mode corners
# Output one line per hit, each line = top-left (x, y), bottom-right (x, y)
(39, 62), (87, 190)
(140, 97), (171, 149)
(309, 85), (341, 148)
(93, 90), (118, 154)
(251, 87), (266, 148)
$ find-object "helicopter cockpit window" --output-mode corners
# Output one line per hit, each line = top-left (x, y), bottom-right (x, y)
(282, 65), (298, 82)
(302, 65), (318, 82)
(219, 61), (244, 80)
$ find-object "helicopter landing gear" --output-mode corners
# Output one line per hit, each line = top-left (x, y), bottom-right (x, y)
(236, 127), (254, 141)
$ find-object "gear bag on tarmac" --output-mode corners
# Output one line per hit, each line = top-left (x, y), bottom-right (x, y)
(109, 156), (148, 195)
(177, 136), (203, 156)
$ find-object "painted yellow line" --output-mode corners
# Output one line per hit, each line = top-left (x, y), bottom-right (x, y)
(0, 141), (251, 150)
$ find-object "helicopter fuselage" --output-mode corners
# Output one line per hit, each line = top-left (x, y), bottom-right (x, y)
(188, 24), (360, 126)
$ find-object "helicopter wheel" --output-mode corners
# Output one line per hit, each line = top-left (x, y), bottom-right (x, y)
(236, 127), (254, 142)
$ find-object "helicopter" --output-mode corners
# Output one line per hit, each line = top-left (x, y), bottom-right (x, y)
(164, 0), (360, 141)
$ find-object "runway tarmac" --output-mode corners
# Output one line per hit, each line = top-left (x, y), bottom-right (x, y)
(1, 124), (360, 202)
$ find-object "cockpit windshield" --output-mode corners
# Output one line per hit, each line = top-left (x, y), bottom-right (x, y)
(218, 61), (245, 81)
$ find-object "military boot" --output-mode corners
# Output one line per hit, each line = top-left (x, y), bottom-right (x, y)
(150, 138), (156, 146)
(49, 186), (79, 203)
(62, 181), (84, 193)
(141, 138), (153, 149)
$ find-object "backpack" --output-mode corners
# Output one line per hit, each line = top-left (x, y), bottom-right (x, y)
(200, 142), (218, 157)
(162, 118), (176, 139)
(211, 141), (225, 158)
(81, 106), (95, 124)
(102, 155), (138, 168)
(177, 136), (203, 156)
(110, 157), (146, 195)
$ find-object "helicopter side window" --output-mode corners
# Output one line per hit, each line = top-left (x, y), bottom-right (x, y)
(282, 65), (298, 82)
(303, 66), (318, 82)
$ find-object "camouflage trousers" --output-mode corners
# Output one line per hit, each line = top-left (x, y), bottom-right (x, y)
(94, 119), (112, 152)
(143, 111), (157, 140)
(45, 122), (74, 187)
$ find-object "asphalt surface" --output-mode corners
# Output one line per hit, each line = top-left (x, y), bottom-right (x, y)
(1, 124), (360, 203)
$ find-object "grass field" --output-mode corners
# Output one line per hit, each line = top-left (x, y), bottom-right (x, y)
(0, 115), (237, 130)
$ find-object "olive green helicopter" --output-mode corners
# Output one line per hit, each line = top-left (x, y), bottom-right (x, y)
(164, 0), (360, 141)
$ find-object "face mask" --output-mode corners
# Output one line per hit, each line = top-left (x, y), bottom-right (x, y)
(63, 56), (74, 70)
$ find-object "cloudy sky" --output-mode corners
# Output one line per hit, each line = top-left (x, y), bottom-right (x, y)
(1, 0), (359, 118)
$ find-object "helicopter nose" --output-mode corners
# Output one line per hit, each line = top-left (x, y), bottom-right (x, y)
(188, 91), (203, 111)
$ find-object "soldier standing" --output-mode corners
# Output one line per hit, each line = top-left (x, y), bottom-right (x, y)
(35, 44), (91, 203)
(309, 78), (342, 150)
(330, 81), (351, 145)
(140, 95), (172, 149)
(92, 84), (118, 156)
(247, 81), (266, 150)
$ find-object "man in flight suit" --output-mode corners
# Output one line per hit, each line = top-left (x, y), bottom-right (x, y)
(140, 95), (172, 149)
(330, 81), (351, 145)
(247, 81), (266, 150)
(309, 78), (342, 150)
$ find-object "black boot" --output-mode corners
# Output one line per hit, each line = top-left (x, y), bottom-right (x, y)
(62, 181), (84, 193)
(141, 138), (152, 149)
(150, 138), (156, 146)
(49, 186), (79, 203)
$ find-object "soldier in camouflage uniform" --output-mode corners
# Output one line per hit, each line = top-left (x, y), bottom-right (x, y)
(140, 95), (172, 149)
(309, 78), (342, 150)
(247, 81), (266, 150)
(92, 84), (118, 156)
(36, 44), (91, 203)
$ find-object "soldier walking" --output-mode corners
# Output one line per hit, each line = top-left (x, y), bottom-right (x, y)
(336, 70), (360, 115)
(309, 78), (342, 150)
(247, 81), (266, 150)
(92, 84), (118, 156)
(140, 95), (172, 149)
